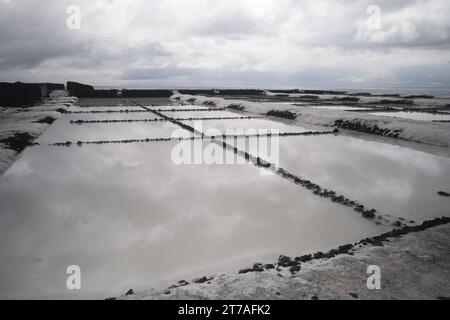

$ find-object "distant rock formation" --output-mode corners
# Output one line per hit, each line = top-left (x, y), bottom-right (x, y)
(0, 82), (64, 108)
(66, 81), (95, 92)
(66, 81), (119, 98)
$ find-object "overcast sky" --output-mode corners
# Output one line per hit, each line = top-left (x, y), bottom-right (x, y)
(1, 0), (450, 88)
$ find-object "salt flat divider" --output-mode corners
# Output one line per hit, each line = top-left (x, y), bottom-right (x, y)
(129, 100), (394, 227)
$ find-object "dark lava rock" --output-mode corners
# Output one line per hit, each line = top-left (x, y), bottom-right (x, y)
(239, 263), (265, 274)
(393, 220), (403, 227)
(289, 265), (301, 274)
(349, 293), (359, 299)
(338, 244), (353, 253)
(256, 157), (271, 168)
(178, 280), (189, 286)
(125, 289), (134, 296)
(313, 252), (326, 259)
(437, 191), (450, 197)
(193, 276), (212, 284)
(105, 297), (116, 301)
(311, 295), (319, 300)
(0, 82), (46, 108)
(33, 116), (56, 125)
(278, 255), (299, 267)
(295, 254), (313, 263)
(67, 81), (94, 92)
(228, 104), (245, 111)
(267, 110), (297, 120)
(264, 264), (275, 270)
(362, 209), (376, 219)
(56, 108), (67, 114)
(0, 132), (36, 152)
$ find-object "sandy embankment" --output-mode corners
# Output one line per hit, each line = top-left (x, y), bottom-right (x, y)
(172, 92), (450, 148)
(0, 91), (77, 176)
(118, 218), (450, 300)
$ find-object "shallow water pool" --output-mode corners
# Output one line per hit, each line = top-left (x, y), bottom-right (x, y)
(235, 135), (450, 222)
(181, 118), (311, 136)
(37, 117), (190, 144)
(0, 142), (385, 299)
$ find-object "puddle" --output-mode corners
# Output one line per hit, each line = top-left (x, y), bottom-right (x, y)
(312, 106), (374, 111)
(144, 105), (210, 111)
(0, 142), (385, 299)
(36, 117), (189, 144)
(235, 135), (450, 222)
(369, 111), (450, 122)
(160, 110), (238, 118)
(181, 118), (310, 135)
(68, 106), (146, 112)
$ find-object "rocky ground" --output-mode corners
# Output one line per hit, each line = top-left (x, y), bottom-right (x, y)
(117, 218), (450, 300)
(172, 92), (450, 148)
(0, 91), (77, 176)
(1, 92), (448, 300)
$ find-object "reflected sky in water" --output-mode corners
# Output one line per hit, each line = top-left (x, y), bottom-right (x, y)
(237, 135), (450, 221)
(68, 106), (146, 112)
(36, 118), (190, 144)
(160, 110), (239, 118)
(0, 142), (384, 299)
(182, 118), (309, 135)
(1, 109), (448, 299)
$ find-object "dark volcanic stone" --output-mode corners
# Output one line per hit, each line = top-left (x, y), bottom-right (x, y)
(289, 265), (301, 274)
(278, 255), (299, 267)
(393, 220), (403, 227)
(0, 82), (43, 108)
(0, 132), (36, 152)
(125, 289), (134, 296)
(313, 252), (326, 259)
(239, 263), (265, 274)
(178, 280), (189, 286)
(437, 191), (450, 197)
(193, 276), (210, 284)
(295, 254), (313, 263)
(67, 81), (94, 92)
(362, 209), (376, 219)
(338, 244), (353, 253)
(33, 116), (56, 125)
(267, 110), (297, 120)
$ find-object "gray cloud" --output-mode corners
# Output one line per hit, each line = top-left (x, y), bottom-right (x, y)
(1, 0), (450, 88)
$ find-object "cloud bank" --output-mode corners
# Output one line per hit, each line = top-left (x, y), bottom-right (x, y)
(1, 0), (450, 88)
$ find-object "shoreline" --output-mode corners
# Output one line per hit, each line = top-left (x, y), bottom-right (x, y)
(172, 92), (450, 148)
(0, 92), (77, 176)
